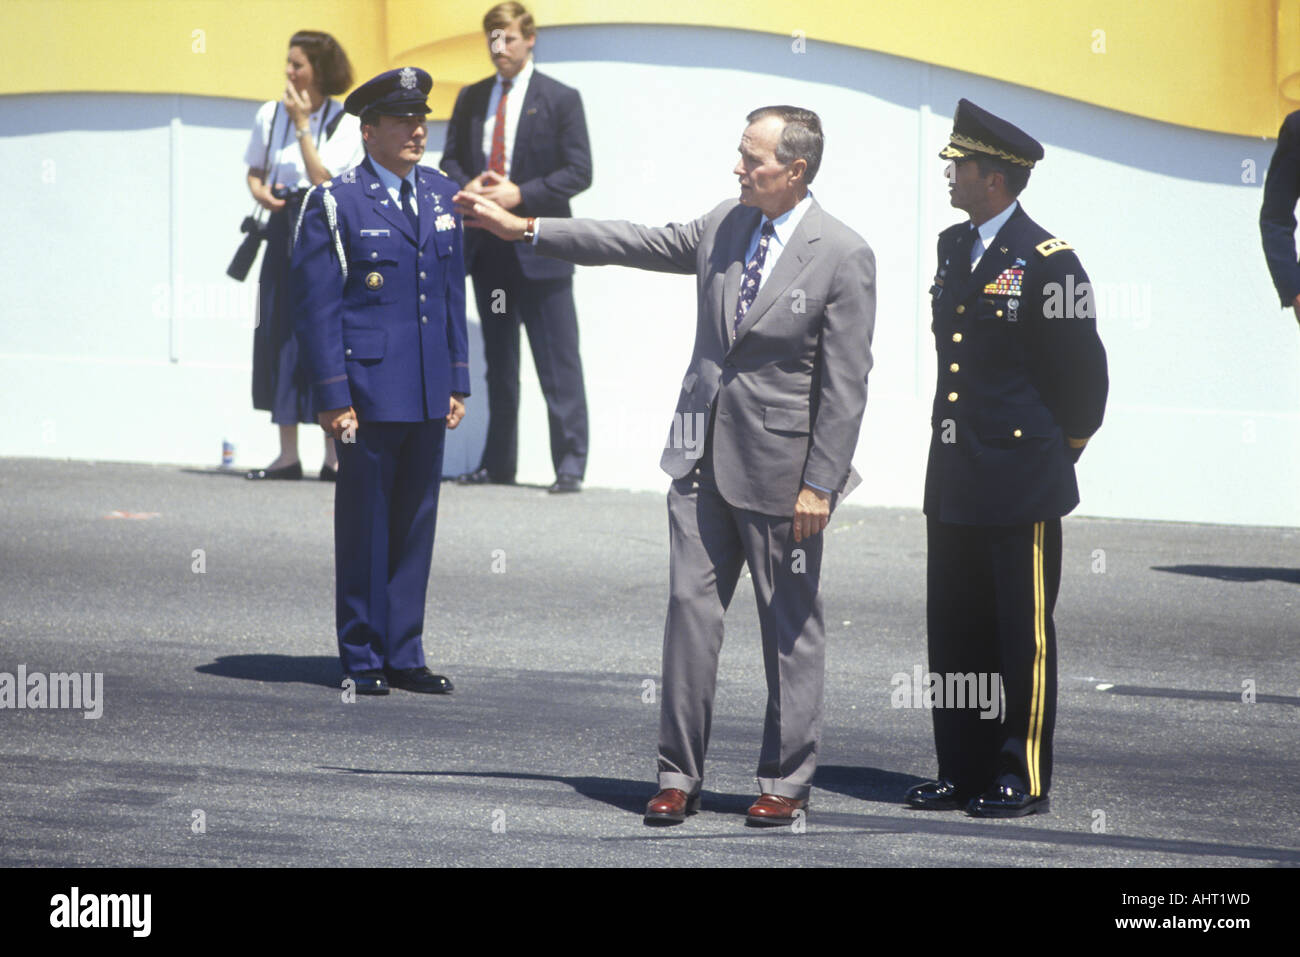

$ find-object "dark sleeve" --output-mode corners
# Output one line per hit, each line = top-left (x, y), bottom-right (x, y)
(1028, 249), (1108, 444)
(517, 85), (593, 212)
(1259, 111), (1300, 307)
(439, 86), (473, 187)
(291, 189), (351, 412)
(446, 214), (470, 396)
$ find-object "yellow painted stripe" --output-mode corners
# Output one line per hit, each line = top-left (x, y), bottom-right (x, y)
(1026, 522), (1047, 796)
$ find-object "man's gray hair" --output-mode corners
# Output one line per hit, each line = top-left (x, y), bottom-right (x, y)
(746, 105), (824, 184)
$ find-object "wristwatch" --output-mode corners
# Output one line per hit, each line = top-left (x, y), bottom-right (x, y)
(523, 217), (537, 242)
(295, 125), (311, 140)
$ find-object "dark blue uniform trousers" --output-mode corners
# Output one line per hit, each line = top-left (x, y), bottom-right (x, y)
(926, 517), (1061, 797)
(335, 418), (446, 674)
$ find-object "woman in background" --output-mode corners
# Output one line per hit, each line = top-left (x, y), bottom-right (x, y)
(244, 30), (361, 481)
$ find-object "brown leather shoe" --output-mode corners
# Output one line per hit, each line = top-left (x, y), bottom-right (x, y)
(745, 793), (808, 827)
(643, 788), (700, 826)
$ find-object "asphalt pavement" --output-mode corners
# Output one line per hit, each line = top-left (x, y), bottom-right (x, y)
(1, 457), (1296, 868)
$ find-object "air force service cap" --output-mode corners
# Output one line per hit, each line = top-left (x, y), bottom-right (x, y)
(939, 98), (1044, 169)
(344, 66), (432, 118)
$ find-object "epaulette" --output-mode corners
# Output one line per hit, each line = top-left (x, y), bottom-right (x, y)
(293, 182), (348, 281)
(1035, 237), (1074, 258)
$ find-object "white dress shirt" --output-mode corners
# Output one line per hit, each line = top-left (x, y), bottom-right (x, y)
(243, 98), (362, 189)
(480, 57), (535, 179)
(743, 192), (814, 292)
(970, 199), (1018, 269)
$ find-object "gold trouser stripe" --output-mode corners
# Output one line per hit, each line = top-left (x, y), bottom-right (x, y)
(1026, 522), (1047, 796)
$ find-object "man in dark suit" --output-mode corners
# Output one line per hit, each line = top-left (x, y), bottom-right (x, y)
(456, 106), (876, 826)
(440, 1), (592, 493)
(906, 100), (1108, 817)
(1259, 108), (1300, 328)
(292, 67), (470, 696)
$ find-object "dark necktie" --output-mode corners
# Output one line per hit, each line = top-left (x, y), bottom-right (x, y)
(489, 79), (512, 176)
(953, 226), (974, 280)
(400, 178), (418, 235)
(733, 220), (776, 339)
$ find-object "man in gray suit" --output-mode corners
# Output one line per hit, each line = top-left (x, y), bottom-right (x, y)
(455, 105), (875, 826)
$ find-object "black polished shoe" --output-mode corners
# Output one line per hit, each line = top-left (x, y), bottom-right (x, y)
(319, 465), (337, 482)
(966, 785), (1050, 818)
(905, 778), (974, 811)
(548, 474), (582, 494)
(345, 670), (389, 695)
(245, 462), (303, 481)
(457, 467), (514, 486)
(385, 666), (454, 694)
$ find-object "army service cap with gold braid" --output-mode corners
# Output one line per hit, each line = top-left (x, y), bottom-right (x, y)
(939, 98), (1044, 169)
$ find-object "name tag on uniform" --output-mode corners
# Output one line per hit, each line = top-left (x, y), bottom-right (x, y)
(359, 229), (390, 237)
(435, 213), (456, 232)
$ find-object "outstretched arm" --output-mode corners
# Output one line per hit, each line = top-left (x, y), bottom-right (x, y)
(454, 190), (709, 274)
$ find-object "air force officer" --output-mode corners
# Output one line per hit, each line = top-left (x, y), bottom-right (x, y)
(292, 68), (470, 696)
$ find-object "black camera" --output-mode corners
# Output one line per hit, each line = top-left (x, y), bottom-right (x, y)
(228, 214), (270, 281)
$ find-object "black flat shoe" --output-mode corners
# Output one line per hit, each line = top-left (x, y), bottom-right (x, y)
(965, 785), (1050, 818)
(345, 670), (389, 695)
(385, 666), (453, 694)
(245, 462), (303, 481)
(905, 778), (974, 811)
(457, 468), (513, 486)
(548, 474), (582, 494)
(320, 465), (337, 482)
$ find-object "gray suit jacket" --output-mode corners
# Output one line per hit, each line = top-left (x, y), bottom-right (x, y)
(536, 197), (875, 516)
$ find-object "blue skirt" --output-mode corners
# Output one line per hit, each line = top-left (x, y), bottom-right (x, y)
(251, 198), (316, 425)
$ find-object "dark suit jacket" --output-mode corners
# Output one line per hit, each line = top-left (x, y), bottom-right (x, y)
(1260, 109), (1300, 307)
(291, 156), (471, 422)
(441, 68), (592, 281)
(923, 204), (1108, 526)
(536, 198), (876, 517)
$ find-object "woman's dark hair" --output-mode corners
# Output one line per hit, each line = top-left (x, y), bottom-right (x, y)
(289, 30), (353, 97)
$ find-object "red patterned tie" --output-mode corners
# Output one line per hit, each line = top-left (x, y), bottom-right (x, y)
(488, 79), (512, 176)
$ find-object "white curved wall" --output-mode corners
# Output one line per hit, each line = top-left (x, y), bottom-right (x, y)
(0, 25), (1295, 526)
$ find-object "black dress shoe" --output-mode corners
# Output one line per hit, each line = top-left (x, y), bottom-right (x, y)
(385, 666), (454, 694)
(905, 778), (974, 811)
(966, 785), (1050, 818)
(245, 462), (303, 481)
(319, 465), (337, 482)
(457, 467), (513, 486)
(345, 670), (389, 695)
(548, 474), (582, 494)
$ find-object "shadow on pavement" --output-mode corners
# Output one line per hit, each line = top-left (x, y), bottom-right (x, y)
(813, 765), (927, 803)
(317, 766), (757, 817)
(1099, 684), (1300, 707)
(197, 654), (340, 688)
(1152, 564), (1300, 584)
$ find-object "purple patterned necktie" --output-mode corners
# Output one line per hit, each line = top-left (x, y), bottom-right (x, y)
(733, 220), (776, 339)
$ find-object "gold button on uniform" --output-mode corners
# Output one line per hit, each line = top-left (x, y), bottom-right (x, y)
(948, 392), (958, 402)
(955, 305), (966, 314)
(1013, 429), (1023, 438)
(949, 363), (959, 373)
(365, 272), (383, 290)
(996, 309), (1004, 318)
(952, 333), (963, 343)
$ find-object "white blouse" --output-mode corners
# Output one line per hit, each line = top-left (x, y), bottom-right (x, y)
(243, 97), (363, 190)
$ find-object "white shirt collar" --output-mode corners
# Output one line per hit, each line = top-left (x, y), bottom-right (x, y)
(973, 199), (1018, 249)
(763, 191), (813, 243)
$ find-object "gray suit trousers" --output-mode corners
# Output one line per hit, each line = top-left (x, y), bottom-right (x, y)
(657, 444), (825, 801)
